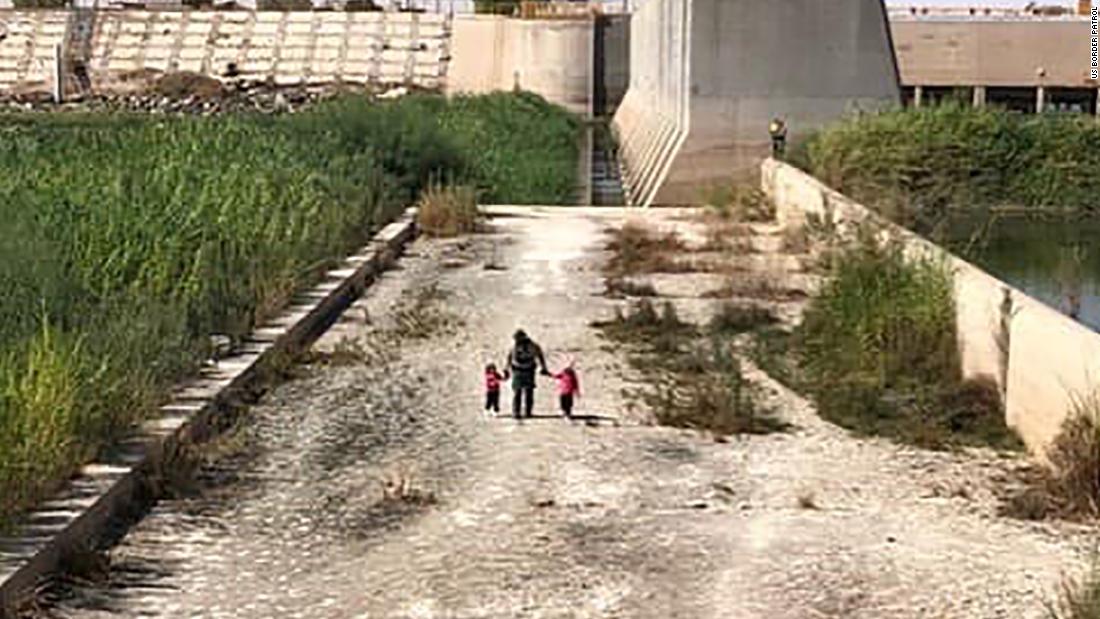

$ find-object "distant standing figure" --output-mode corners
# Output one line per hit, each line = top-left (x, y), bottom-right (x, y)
(768, 117), (788, 159)
(505, 329), (549, 419)
(484, 363), (504, 415)
(551, 365), (581, 419)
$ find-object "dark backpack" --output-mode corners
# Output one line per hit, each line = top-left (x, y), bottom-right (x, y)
(512, 341), (537, 372)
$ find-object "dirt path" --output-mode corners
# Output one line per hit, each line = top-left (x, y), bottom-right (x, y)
(43, 207), (1093, 619)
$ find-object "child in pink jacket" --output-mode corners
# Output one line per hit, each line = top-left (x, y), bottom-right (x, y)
(484, 363), (504, 414)
(551, 365), (580, 419)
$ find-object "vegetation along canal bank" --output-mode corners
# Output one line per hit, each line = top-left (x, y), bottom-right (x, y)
(797, 103), (1100, 330)
(0, 91), (581, 530)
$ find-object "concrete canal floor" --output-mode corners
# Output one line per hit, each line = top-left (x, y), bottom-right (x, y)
(41, 207), (1094, 618)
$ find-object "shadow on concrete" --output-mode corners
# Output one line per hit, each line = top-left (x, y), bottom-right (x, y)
(495, 413), (621, 427)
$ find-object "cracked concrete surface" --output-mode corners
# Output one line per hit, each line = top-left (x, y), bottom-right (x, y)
(41, 207), (1095, 619)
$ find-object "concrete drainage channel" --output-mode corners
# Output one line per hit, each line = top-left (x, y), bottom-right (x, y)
(0, 208), (419, 617)
(577, 121), (626, 207)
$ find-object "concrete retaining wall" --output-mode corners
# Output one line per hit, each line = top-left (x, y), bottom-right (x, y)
(610, 0), (689, 207)
(761, 158), (1100, 455)
(446, 14), (594, 116)
(593, 13), (627, 116)
(0, 210), (418, 617)
(614, 0), (900, 207)
(891, 19), (1095, 88)
(0, 10), (450, 93)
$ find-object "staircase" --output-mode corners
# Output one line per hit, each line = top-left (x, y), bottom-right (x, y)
(584, 121), (624, 206)
(591, 133), (624, 206)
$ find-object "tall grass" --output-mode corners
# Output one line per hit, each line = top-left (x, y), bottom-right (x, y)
(1006, 393), (1100, 521)
(416, 184), (481, 237)
(805, 104), (1100, 230)
(0, 92), (579, 528)
(1049, 557), (1100, 619)
(795, 232), (1018, 449)
(595, 300), (786, 436)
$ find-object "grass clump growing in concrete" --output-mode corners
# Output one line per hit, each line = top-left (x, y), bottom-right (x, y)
(794, 234), (1018, 450)
(1048, 558), (1100, 619)
(1043, 405), (1100, 519)
(1004, 394), (1100, 522)
(416, 185), (481, 237)
(645, 337), (786, 436)
(749, 326), (804, 391)
(707, 303), (778, 336)
(595, 300), (786, 436)
(700, 184), (775, 223)
(595, 299), (695, 358)
(605, 223), (690, 276)
(604, 278), (659, 299)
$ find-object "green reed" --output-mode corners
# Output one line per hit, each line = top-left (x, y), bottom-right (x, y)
(804, 104), (1100, 230)
(0, 92), (579, 527)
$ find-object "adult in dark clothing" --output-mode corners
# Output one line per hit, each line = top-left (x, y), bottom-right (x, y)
(505, 329), (549, 418)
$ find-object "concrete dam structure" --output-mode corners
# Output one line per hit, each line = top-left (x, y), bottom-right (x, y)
(613, 0), (901, 207)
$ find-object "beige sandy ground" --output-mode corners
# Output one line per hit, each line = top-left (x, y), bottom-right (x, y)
(43, 207), (1095, 619)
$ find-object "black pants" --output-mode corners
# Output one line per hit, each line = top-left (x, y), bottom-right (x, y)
(560, 394), (574, 417)
(485, 390), (500, 412)
(771, 137), (786, 159)
(513, 384), (535, 418)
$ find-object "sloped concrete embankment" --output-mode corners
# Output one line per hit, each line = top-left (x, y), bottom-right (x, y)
(762, 158), (1100, 456)
(0, 210), (417, 617)
(0, 10), (450, 96)
(613, 0), (899, 207)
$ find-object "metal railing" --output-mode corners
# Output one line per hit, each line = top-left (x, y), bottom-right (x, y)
(0, 0), (633, 14)
(888, 5), (1089, 21)
(394, 0), (630, 14)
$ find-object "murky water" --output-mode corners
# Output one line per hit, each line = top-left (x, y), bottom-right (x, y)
(938, 212), (1100, 331)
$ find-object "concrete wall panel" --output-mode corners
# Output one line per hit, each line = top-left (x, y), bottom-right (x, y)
(762, 158), (1100, 457)
(611, 0), (689, 206)
(446, 14), (593, 117)
(950, 261), (1008, 392)
(1007, 296), (1100, 451)
(509, 19), (593, 116)
(892, 20), (1096, 87)
(593, 14), (628, 115)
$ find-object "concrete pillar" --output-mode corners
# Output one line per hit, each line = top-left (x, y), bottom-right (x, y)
(972, 85), (986, 108)
(51, 43), (62, 104)
(1036, 86), (1046, 113)
(587, 17), (595, 119)
(914, 85), (923, 108)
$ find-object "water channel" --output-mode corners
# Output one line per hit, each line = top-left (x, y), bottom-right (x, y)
(937, 212), (1100, 332)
